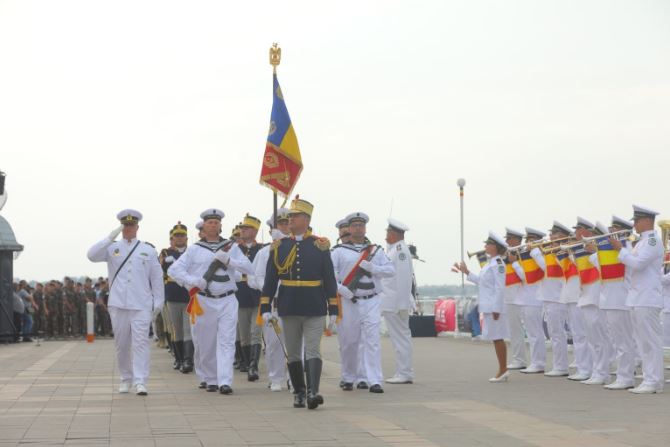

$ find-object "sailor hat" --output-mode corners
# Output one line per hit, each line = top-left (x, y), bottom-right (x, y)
(240, 213), (261, 230)
(594, 221), (609, 236)
(549, 221), (572, 236)
(200, 209), (225, 221)
(387, 218), (409, 233)
(631, 204), (659, 220)
(525, 227), (546, 239)
(573, 216), (595, 230)
(484, 231), (508, 249)
(335, 218), (350, 229)
(117, 209), (142, 224)
(346, 211), (369, 225)
(504, 227), (525, 239)
(170, 221), (187, 236)
(611, 215), (633, 230)
(195, 220), (204, 231)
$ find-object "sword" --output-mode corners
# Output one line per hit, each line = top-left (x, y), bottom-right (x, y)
(269, 316), (288, 361)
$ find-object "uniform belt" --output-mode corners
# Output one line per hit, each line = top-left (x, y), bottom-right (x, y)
(356, 281), (375, 290)
(282, 280), (322, 287)
(199, 289), (236, 299)
(353, 293), (377, 302)
(211, 274), (231, 282)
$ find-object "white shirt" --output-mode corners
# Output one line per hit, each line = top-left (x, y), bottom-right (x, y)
(619, 230), (664, 308)
(512, 248), (543, 307)
(576, 253), (601, 307)
(561, 276), (580, 304)
(467, 255), (505, 314)
(661, 271), (670, 313)
(87, 237), (164, 311)
(503, 258), (524, 305)
(331, 242), (395, 297)
(596, 255), (629, 311)
(532, 250), (564, 303)
(379, 240), (414, 312)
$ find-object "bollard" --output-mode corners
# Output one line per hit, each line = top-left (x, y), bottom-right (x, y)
(86, 301), (95, 343)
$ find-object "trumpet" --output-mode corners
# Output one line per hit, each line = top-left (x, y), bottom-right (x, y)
(467, 249), (486, 259)
(560, 241), (586, 252)
(581, 229), (635, 244)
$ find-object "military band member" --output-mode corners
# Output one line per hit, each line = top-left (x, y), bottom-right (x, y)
(160, 222), (193, 373)
(332, 211), (395, 394)
(169, 209), (254, 394)
(610, 205), (665, 394)
(380, 218), (415, 384)
(454, 232), (509, 382)
(503, 228), (528, 370)
(87, 209), (165, 396)
(260, 196), (339, 409)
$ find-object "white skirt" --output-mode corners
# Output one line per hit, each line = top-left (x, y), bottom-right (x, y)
(482, 312), (509, 341)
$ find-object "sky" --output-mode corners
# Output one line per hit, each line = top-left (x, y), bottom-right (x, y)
(1, 0), (669, 285)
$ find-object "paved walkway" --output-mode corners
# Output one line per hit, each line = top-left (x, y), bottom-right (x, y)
(0, 336), (668, 446)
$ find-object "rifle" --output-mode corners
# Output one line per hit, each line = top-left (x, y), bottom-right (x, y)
(202, 240), (236, 291)
(343, 245), (381, 302)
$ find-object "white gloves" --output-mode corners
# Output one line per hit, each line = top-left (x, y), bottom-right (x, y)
(328, 314), (338, 329)
(337, 284), (354, 301)
(359, 260), (375, 273)
(193, 278), (207, 290)
(164, 255), (175, 264)
(262, 312), (272, 324)
(271, 228), (286, 241)
(214, 250), (230, 265)
(109, 225), (123, 240)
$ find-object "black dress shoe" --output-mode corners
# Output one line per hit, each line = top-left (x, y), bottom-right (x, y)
(369, 384), (384, 393)
(341, 382), (353, 391)
(198, 381), (207, 389)
(293, 392), (306, 408)
(356, 381), (369, 390)
(206, 385), (218, 392)
(219, 385), (233, 395)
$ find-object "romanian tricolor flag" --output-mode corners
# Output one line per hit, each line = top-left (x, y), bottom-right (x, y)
(544, 253), (564, 279)
(259, 74), (303, 197)
(557, 251), (579, 281)
(475, 252), (488, 268)
(595, 237), (625, 282)
(519, 251), (544, 284)
(504, 259), (522, 286)
(573, 248), (600, 285)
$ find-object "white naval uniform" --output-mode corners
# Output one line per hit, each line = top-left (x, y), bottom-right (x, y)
(661, 271), (670, 348)
(331, 243), (395, 386)
(618, 230), (664, 389)
(87, 237), (164, 386)
(504, 259), (528, 367)
(514, 248), (546, 370)
(168, 240), (253, 388)
(466, 255), (507, 341)
(562, 270), (592, 377)
(250, 242), (286, 387)
(379, 240), (415, 382)
(532, 250), (569, 372)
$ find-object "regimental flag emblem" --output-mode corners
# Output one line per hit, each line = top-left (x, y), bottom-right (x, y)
(595, 237), (625, 282)
(544, 253), (564, 279)
(259, 73), (303, 197)
(573, 248), (600, 285)
(519, 251), (544, 284)
(504, 258), (522, 287)
(556, 251), (579, 281)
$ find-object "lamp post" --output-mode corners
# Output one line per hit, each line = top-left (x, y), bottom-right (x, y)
(457, 178), (466, 299)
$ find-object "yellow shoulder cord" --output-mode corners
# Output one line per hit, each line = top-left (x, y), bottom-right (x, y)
(274, 244), (297, 275)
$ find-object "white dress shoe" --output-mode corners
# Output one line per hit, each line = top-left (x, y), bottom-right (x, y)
(544, 370), (569, 377)
(488, 371), (510, 383)
(604, 381), (634, 390)
(118, 382), (131, 394)
(270, 382), (282, 392)
(507, 362), (526, 370)
(569, 362), (577, 369)
(567, 373), (591, 381)
(520, 365), (544, 374)
(581, 377), (606, 385)
(629, 384), (663, 394)
(135, 384), (148, 395)
(385, 376), (413, 384)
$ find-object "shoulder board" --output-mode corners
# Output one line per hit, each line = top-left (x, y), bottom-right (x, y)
(144, 242), (155, 248)
(496, 258), (503, 264)
(314, 237), (331, 251)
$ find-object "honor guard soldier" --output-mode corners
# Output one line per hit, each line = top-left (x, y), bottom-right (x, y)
(610, 205), (665, 394)
(160, 222), (193, 374)
(379, 218), (415, 384)
(87, 209), (165, 395)
(331, 211), (395, 394)
(260, 196), (339, 409)
(168, 209), (254, 395)
(503, 227), (528, 370)
(236, 214), (265, 382)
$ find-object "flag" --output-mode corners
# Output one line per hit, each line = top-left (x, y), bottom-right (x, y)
(260, 73), (303, 197)
(556, 251), (579, 281)
(519, 251), (544, 284)
(474, 252), (488, 268)
(504, 258), (522, 286)
(572, 248), (600, 285)
(544, 253), (564, 279)
(595, 237), (625, 281)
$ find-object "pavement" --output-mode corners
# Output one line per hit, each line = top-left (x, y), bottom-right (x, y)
(0, 335), (668, 447)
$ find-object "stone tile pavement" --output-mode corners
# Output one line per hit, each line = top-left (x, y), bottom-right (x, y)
(0, 335), (668, 446)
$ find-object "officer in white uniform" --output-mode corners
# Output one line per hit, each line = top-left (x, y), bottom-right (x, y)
(379, 218), (415, 384)
(87, 209), (164, 396)
(503, 228), (528, 370)
(332, 212), (395, 393)
(611, 205), (665, 394)
(168, 209), (254, 395)
(250, 208), (290, 392)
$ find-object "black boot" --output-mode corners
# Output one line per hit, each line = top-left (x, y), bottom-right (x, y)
(287, 361), (306, 408)
(180, 340), (194, 374)
(247, 344), (261, 382)
(239, 345), (250, 373)
(173, 341), (184, 370)
(305, 358), (323, 410)
(234, 341), (242, 370)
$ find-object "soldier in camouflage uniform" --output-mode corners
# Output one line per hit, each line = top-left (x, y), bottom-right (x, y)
(32, 283), (47, 338)
(46, 281), (63, 339)
(62, 278), (79, 337)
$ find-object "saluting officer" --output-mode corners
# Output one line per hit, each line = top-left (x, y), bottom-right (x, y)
(87, 209), (164, 396)
(260, 196), (339, 410)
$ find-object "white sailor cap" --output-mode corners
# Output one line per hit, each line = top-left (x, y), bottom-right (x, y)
(631, 204), (659, 220)
(573, 216), (595, 230)
(611, 215), (633, 230)
(594, 221), (609, 236)
(525, 226), (546, 239)
(266, 208), (290, 227)
(335, 218), (350, 229)
(116, 209), (142, 224)
(195, 220), (204, 231)
(387, 218), (409, 233)
(504, 227), (524, 239)
(200, 208), (225, 221)
(549, 221), (572, 236)
(484, 231), (508, 249)
(346, 211), (369, 224)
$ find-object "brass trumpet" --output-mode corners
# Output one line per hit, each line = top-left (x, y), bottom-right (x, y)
(581, 229), (635, 244)
(467, 249), (486, 259)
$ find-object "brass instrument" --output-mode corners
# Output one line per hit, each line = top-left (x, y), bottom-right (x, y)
(658, 220), (670, 270)
(467, 249), (486, 259)
(509, 236), (575, 256)
(581, 229), (635, 244)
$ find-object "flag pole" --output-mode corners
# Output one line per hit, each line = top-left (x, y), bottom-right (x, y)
(457, 178), (466, 298)
(270, 43), (281, 227)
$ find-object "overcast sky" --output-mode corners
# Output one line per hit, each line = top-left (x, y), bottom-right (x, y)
(1, 0), (669, 285)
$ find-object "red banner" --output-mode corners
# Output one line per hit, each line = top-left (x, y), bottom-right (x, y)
(259, 143), (302, 197)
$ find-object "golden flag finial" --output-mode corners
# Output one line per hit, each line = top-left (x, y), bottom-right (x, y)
(269, 43), (281, 73)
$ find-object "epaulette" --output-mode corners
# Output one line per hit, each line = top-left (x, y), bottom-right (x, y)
(496, 258), (503, 264)
(314, 236), (331, 251)
(145, 242), (155, 248)
(271, 239), (282, 251)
